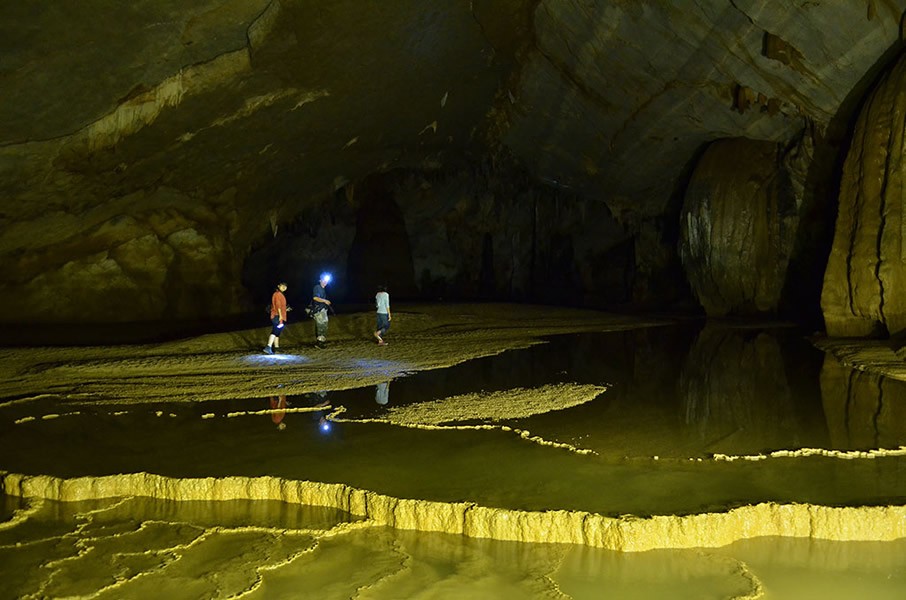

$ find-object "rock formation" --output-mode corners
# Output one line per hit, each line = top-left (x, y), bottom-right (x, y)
(4, 472), (906, 551)
(3, 1), (906, 325)
(680, 138), (798, 315)
(822, 49), (906, 337)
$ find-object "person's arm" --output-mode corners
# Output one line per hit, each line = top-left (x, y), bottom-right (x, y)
(313, 296), (331, 305)
(273, 293), (284, 322)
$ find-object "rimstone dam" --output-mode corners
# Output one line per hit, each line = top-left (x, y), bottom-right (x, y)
(3, 1), (906, 598)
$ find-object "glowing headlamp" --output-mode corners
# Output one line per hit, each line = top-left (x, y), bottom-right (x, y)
(320, 272), (332, 284)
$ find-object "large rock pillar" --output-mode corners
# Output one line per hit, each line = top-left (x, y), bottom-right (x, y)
(679, 138), (800, 316)
(821, 52), (906, 337)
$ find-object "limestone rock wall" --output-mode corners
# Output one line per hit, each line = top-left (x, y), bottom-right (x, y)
(241, 160), (702, 310)
(679, 137), (803, 316)
(501, 0), (906, 218)
(0, 186), (247, 322)
(242, 191), (358, 308)
(379, 168), (634, 306)
(3, 0), (906, 323)
(0, 0), (518, 324)
(822, 51), (906, 337)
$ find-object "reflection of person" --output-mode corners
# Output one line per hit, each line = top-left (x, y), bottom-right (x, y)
(312, 274), (332, 348)
(264, 282), (289, 354)
(306, 391), (333, 433)
(309, 390), (330, 409)
(374, 285), (391, 346)
(375, 381), (389, 405)
(269, 394), (288, 430)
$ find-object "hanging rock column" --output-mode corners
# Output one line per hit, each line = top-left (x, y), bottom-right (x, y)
(821, 52), (906, 338)
(679, 137), (800, 316)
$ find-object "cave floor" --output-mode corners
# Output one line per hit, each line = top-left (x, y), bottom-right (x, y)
(1, 303), (905, 598)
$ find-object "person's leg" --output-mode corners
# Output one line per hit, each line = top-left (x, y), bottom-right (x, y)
(265, 318), (280, 353)
(314, 311), (328, 343)
(375, 313), (389, 344)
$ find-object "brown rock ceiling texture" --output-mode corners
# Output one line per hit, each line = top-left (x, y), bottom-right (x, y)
(2, 0), (905, 324)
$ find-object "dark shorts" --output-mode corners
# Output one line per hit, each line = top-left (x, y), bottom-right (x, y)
(271, 316), (285, 336)
(376, 312), (390, 333)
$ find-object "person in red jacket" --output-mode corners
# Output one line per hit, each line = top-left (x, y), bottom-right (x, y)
(264, 282), (289, 354)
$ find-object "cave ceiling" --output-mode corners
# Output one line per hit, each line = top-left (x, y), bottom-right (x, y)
(0, 0), (906, 216)
(2, 0), (905, 280)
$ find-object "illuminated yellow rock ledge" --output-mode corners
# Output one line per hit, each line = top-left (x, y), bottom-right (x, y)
(377, 383), (607, 425)
(3, 472), (904, 552)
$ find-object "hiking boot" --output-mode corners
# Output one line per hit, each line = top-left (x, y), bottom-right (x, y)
(263, 346), (274, 354)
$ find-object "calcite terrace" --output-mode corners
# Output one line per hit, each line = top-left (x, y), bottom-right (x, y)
(4, 471), (906, 553)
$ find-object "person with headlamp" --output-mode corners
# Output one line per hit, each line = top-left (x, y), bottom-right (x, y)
(311, 272), (333, 348)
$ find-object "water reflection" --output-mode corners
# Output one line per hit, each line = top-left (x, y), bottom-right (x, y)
(5, 318), (906, 600)
(308, 391), (330, 410)
(353, 324), (835, 458)
(678, 324), (825, 454)
(3, 326), (906, 516)
(820, 354), (906, 450)
(375, 381), (390, 406)
(263, 391), (334, 434)
(304, 391), (333, 434)
(268, 394), (288, 431)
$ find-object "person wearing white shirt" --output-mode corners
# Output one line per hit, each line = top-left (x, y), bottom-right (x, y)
(374, 285), (391, 345)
